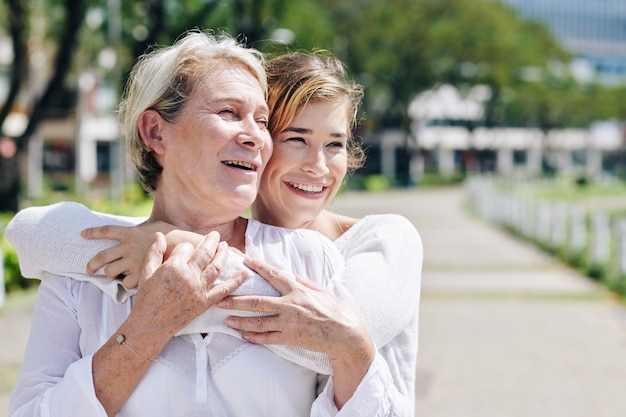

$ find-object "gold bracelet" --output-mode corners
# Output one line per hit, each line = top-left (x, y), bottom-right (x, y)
(115, 334), (158, 362)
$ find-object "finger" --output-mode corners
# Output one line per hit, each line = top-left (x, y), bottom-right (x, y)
(198, 240), (230, 285)
(218, 294), (281, 313)
(241, 331), (283, 346)
(188, 232), (221, 271)
(102, 260), (132, 281)
(87, 246), (125, 275)
(225, 315), (281, 334)
(167, 240), (195, 261)
(243, 256), (295, 294)
(207, 269), (248, 303)
(121, 274), (140, 289)
(139, 232), (167, 284)
(81, 225), (130, 240)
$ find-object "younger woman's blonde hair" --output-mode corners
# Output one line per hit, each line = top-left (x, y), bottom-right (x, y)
(266, 52), (365, 171)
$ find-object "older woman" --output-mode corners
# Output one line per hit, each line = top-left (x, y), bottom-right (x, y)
(7, 32), (380, 417)
(8, 50), (421, 415)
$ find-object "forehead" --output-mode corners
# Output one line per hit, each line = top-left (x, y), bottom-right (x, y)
(195, 65), (265, 100)
(292, 100), (349, 131)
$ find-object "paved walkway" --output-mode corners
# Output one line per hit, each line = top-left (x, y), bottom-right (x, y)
(2, 187), (626, 416)
(333, 187), (626, 417)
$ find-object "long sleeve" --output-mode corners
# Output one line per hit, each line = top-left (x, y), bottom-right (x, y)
(9, 277), (108, 417)
(6, 202), (142, 302)
(331, 214), (422, 349)
(327, 214), (423, 415)
(311, 354), (411, 417)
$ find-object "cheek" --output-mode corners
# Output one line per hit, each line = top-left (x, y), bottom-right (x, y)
(328, 154), (348, 178)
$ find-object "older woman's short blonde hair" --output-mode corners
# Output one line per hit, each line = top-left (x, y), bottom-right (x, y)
(265, 52), (365, 171)
(120, 30), (266, 193)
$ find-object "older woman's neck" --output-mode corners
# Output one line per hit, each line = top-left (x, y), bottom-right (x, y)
(148, 198), (248, 251)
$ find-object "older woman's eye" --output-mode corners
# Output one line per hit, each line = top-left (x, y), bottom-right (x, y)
(257, 119), (269, 129)
(220, 109), (236, 117)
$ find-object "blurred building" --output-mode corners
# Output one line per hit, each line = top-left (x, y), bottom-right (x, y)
(495, 0), (626, 84)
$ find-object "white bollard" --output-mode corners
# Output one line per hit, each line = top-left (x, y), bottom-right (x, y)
(618, 218), (626, 277)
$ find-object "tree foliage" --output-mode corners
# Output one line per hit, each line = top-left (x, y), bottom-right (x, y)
(0, 0), (625, 210)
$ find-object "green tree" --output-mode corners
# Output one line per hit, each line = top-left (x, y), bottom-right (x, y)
(341, 0), (570, 129)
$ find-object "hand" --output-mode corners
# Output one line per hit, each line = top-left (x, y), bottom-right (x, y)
(218, 256), (374, 362)
(130, 232), (248, 336)
(81, 223), (214, 289)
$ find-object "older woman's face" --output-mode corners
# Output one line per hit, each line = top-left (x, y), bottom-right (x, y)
(157, 65), (272, 217)
(254, 99), (349, 228)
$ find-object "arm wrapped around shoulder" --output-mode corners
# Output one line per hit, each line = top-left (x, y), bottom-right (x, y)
(6, 201), (144, 279)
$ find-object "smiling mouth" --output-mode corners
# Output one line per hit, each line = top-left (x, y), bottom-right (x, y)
(223, 160), (256, 171)
(289, 182), (325, 193)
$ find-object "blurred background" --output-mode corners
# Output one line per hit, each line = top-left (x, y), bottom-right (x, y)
(3, 2), (626, 415)
(1, 0), (626, 314)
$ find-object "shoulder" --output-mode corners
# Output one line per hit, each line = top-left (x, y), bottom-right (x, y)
(347, 214), (421, 243)
(335, 214), (422, 259)
(246, 219), (344, 284)
(247, 218), (336, 247)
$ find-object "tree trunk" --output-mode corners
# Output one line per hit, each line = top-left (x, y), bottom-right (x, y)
(0, 0), (27, 132)
(16, 0), (87, 151)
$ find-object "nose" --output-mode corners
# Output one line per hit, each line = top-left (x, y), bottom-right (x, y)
(302, 148), (330, 175)
(238, 116), (270, 150)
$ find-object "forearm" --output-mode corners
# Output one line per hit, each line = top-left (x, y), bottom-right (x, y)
(329, 336), (376, 409)
(6, 202), (142, 278)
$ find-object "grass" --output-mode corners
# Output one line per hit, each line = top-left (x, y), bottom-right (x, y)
(511, 177), (626, 204)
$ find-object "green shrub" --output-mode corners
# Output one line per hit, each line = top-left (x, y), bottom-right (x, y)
(363, 175), (390, 192)
(419, 171), (466, 187)
(1, 215), (38, 293)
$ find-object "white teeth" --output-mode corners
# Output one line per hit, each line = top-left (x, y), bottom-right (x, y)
(224, 160), (254, 170)
(290, 182), (324, 193)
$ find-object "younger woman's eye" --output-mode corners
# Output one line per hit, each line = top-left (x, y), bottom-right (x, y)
(286, 137), (306, 144)
(329, 141), (345, 148)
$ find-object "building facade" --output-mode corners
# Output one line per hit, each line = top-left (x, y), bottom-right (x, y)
(495, 0), (626, 84)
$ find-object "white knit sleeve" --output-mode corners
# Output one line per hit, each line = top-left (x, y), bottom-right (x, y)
(6, 202), (145, 301)
(330, 214), (423, 349)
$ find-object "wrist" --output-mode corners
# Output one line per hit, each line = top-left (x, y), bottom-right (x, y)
(329, 322), (376, 371)
(117, 315), (175, 360)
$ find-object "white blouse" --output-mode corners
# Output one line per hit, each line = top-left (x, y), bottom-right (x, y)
(7, 203), (422, 416)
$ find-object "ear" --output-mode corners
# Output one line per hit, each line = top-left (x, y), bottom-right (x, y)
(138, 109), (166, 156)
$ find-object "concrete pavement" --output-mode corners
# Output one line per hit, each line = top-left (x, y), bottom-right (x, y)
(2, 186), (626, 416)
(333, 187), (626, 417)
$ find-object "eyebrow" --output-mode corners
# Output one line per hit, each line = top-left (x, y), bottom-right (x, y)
(211, 97), (269, 113)
(284, 126), (346, 138)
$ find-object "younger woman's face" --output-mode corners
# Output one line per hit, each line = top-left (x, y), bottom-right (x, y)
(254, 99), (349, 229)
